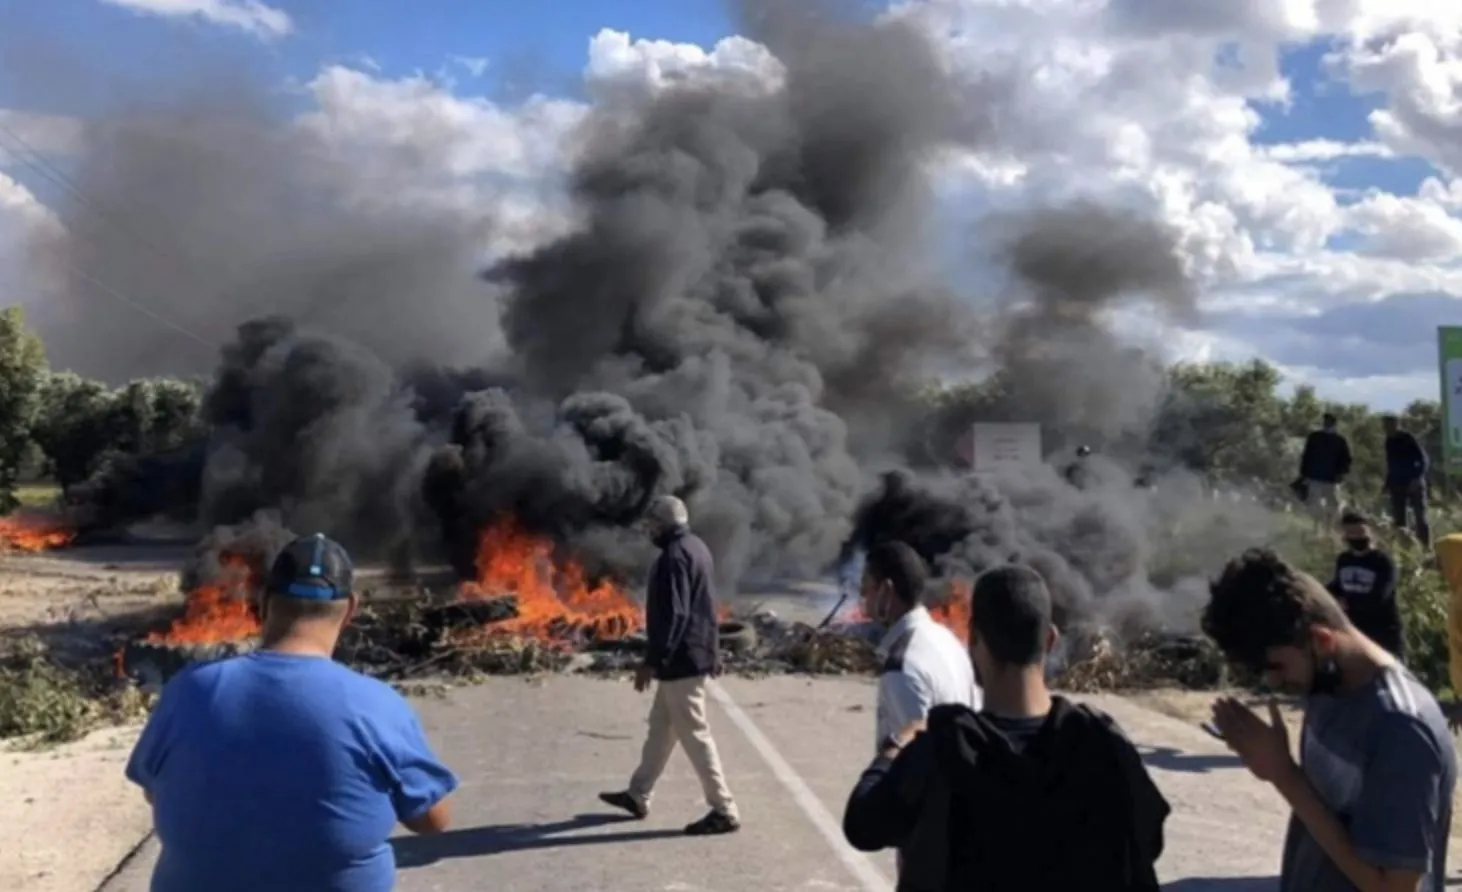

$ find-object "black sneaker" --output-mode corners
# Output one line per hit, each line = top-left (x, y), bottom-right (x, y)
(598, 790), (648, 819)
(684, 810), (740, 836)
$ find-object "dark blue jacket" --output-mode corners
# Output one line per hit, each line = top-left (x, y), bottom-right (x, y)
(1299, 430), (1352, 483)
(1384, 431), (1428, 487)
(644, 526), (719, 681)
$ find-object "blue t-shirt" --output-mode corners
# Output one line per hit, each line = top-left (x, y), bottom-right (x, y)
(125, 651), (458, 892)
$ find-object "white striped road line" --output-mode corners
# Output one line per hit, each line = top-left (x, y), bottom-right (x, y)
(707, 680), (893, 892)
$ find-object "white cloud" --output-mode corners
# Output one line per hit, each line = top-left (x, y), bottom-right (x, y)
(16, 8), (1462, 409)
(0, 110), (83, 161)
(98, 0), (292, 40)
(0, 172), (62, 311)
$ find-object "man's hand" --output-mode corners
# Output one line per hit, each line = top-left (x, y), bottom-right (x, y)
(894, 718), (927, 748)
(1212, 697), (1296, 784)
(633, 664), (654, 693)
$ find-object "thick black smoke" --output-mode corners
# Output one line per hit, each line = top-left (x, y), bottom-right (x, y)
(26, 3), (1272, 632)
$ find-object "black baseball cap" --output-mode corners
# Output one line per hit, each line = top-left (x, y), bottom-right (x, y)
(266, 533), (354, 601)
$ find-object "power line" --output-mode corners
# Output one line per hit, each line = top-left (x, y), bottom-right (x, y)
(0, 116), (214, 289)
(63, 265), (217, 350)
(0, 120), (218, 350)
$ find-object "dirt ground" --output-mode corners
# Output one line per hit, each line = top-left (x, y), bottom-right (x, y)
(1, 724), (151, 892)
(0, 547), (186, 892)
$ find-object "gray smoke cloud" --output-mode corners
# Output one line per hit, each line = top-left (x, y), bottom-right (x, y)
(844, 202), (1275, 635)
(19, 1), (1270, 632)
(27, 68), (506, 381)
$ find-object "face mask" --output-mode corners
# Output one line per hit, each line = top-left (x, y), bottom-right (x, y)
(1346, 538), (1371, 551)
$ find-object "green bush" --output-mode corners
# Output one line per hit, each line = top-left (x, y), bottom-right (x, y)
(0, 634), (150, 748)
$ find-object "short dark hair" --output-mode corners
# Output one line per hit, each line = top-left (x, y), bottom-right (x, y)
(864, 541), (928, 606)
(1381, 414), (1399, 425)
(1201, 548), (1349, 671)
(1321, 412), (1337, 426)
(1339, 509), (1369, 527)
(970, 564), (1051, 666)
(262, 592), (349, 623)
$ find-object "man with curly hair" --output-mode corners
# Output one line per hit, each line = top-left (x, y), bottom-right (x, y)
(1202, 548), (1455, 892)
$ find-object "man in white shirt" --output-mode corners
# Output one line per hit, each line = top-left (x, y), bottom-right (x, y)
(861, 541), (982, 754)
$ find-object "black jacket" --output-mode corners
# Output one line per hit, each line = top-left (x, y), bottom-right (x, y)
(1384, 431), (1428, 487)
(644, 526), (719, 681)
(1299, 430), (1352, 483)
(843, 698), (1169, 892)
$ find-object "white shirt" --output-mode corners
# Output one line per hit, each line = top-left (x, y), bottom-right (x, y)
(873, 605), (981, 750)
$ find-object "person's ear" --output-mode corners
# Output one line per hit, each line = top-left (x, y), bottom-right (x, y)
(1309, 624), (1339, 655)
(1045, 623), (1061, 655)
(342, 591), (360, 626)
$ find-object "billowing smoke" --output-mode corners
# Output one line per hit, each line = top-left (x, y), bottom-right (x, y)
(840, 203), (1271, 635)
(22, 2), (1270, 632)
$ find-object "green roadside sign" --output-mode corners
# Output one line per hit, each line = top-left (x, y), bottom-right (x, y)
(1440, 326), (1462, 473)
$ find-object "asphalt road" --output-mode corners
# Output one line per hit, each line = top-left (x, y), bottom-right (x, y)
(103, 674), (1291, 892)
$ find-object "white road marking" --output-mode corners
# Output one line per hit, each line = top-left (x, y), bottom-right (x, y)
(707, 680), (894, 892)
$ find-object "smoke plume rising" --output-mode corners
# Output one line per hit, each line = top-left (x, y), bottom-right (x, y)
(22, 2), (1272, 633)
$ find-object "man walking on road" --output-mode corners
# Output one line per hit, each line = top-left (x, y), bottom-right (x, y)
(1298, 413), (1351, 530)
(600, 495), (740, 835)
(125, 533), (459, 892)
(1382, 414), (1432, 547)
(1204, 548), (1455, 892)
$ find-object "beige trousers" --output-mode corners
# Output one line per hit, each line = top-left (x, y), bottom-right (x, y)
(1307, 479), (1342, 525)
(627, 675), (738, 819)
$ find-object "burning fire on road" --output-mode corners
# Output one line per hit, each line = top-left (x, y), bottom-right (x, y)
(0, 511), (76, 552)
(117, 517), (649, 688)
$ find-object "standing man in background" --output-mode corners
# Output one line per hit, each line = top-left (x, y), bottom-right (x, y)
(1326, 511), (1403, 661)
(1382, 414), (1432, 547)
(861, 540), (981, 756)
(1298, 413), (1351, 530)
(843, 564), (1168, 891)
(857, 539), (982, 883)
(600, 495), (740, 836)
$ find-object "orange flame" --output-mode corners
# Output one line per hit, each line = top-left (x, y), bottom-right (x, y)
(930, 580), (971, 645)
(0, 512), (75, 552)
(841, 580), (970, 643)
(146, 554), (262, 645)
(459, 517), (641, 644)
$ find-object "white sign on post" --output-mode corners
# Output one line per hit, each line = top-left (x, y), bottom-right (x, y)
(969, 423), (1043, 473)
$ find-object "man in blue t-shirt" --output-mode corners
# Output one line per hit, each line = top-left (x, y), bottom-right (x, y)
(125, 533), (459, 892)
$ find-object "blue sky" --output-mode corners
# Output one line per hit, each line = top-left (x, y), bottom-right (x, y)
(2, 0), (731, 108)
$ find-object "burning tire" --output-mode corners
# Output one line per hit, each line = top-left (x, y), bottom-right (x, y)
(120, 639), (256, 692)
(717, 621), (758, 656)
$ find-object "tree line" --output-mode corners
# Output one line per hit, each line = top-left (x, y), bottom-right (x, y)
(0, 307), (204, 513)
(0, 305), (1446, 516)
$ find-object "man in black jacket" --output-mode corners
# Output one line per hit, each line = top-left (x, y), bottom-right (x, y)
(1327, 511), (1403, 661)
(599, 495), (739, 836)
(1382, 415), (1432, 547)
(842, 564), (1169, 892)
(1299, 413), (1352, 530)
